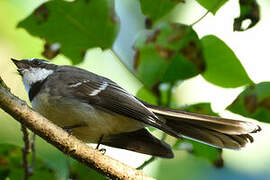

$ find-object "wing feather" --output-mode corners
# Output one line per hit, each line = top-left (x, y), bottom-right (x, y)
(52, 66), (179, 137)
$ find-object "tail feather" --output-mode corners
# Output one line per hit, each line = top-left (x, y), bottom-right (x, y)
(168, 121), (245, 149)
(145, 103), (261, 149)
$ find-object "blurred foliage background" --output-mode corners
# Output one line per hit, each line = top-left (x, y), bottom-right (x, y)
(1, 0), (270, 179)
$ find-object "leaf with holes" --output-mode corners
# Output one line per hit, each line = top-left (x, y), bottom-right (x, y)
(196, 0), (228, 14)
(234, 0), (260, 31)
(18, 0), (119, 64)
(134, 23), (205, 88)
(227, 82), (270, 123)
(139, 0), (184, 22)
(201, 35), (252, 88)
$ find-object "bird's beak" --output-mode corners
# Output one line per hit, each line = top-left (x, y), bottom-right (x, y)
(11, 58), (27, 75)
(11, 58), (23, 68)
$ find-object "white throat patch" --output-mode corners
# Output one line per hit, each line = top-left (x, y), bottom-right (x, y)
(22, 68), (53, 93)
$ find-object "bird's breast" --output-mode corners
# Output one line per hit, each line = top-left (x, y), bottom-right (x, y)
(31, 92), (144, 143)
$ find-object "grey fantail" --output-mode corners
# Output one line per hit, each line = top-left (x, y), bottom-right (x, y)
(12, 58), (261, 158)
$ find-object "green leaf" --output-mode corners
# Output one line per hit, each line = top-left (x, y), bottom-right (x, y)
(173, 103), (223, 167)
(139, 0), (183, 21)
(0, 143), (57, 180)
(182, 103), (219, 116)
(234, 0), (260, 31)
(18, 0), (119, 64)
(227, 82), (270, 123)
(196, 0), (228, 14)
(201, 35), (252, 88)
(69, 159), (105, 180)
(136, 87), (158, 105)
(175, 140), (223, 168)
(134, 23), (205, 88)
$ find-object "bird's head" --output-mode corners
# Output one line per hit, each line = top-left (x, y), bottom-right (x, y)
(11, 58), (57, 91)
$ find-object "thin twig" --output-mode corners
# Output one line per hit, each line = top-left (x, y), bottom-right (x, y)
(137, 156), (156, 170)
(21, 125), (31, 180)
(190, 10), (210, 26)
(30, 133), (36, 174)
(137, 133), (167, 170)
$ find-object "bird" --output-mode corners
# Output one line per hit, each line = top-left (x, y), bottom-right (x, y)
(11, 58), (261, 158)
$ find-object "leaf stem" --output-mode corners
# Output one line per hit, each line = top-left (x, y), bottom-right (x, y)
(191, 10), (210, 26)
(191, 0), (224, 26)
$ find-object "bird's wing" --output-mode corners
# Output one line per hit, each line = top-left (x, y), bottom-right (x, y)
(53, 66), (179, 137)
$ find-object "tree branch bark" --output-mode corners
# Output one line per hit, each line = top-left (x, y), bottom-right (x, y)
(0, 76), (155, 180)
(21, 124), (33, 179)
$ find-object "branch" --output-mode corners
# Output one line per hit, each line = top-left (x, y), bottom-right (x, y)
(21, 125), (33, 179)
(30, 133), (36, 174)
(0, 76), (155, 180)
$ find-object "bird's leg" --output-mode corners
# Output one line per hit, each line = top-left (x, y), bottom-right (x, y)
(95, 135), (103, 149)
(62, 124), (86, 136)
(96, 135), (106, 154)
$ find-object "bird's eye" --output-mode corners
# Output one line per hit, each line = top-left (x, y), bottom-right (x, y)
(33, 61), (41, 65)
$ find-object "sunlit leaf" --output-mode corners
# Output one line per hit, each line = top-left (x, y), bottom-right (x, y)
(139, 0), (184, 21)
(136, 87), (158, 105)
(227, 82), (270, 123)
(234, 0), (260, 31)
(196, 0), (228, 14)
(18, 0), (119, 64)
(134, 23), (205, 88)
(201, 35), (252, 88)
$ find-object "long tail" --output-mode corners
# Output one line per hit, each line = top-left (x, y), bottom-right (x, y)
(145, 103), (261, 149)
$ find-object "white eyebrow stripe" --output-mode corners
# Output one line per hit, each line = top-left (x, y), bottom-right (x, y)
(28, 58), (52, 64)
(88, 82), (108, 96)
(69, 82), (82, 87)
